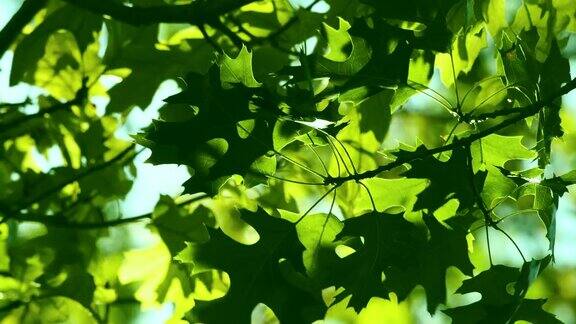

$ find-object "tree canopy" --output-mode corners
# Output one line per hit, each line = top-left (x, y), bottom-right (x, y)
(1, 0), (576, 323)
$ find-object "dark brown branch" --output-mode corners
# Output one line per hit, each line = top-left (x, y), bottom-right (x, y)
(0, 97), (81, 135)
(0, 98), (31, 110)
(109, 297), (139, 305)
(11, 211), (151, 229)
(325, 77), (576, 185)
(0, 80), (88, 136)
(61, 0), (257, 26)
(8, 194), (208, 229)
(19, 144), (137, 209)
(0, 271), (12, 277)
(199, 24), (222, 52)
(209, 19), (244, 47)
(229, 16), (257, 40)
(463, 106), (530, 122)
(0, 300), (23, 313)
(0, 0), (47, 59)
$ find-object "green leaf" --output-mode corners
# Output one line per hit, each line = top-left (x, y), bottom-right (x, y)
(420, 213), (475, 312)
(181, 208), (326, 323)
(151, 196), (210, 256)
(327, 212), (472, 312)
(516, 183), (558, 252)
(351, 177), (428, 214)
(358, 0), (458, 51)
(272, 119), (305, 151)
(1, 297), (97, 323)
(138, 67), (276, 194)
(104, 22), (214, 112)
(220, 45), (262, 88)
(315, 35), (372, 77)
(340, 89), (394, 152)
(322, 17), (353, 62)
(473, 134), (536, 168)
(444, 261), (561, 324)
(436, 24), (487, 87)
(477, 0), (508, 38)
(10, 4), (102, 85)
(296, 213), (343, 282)
(400, 146), (487, 211)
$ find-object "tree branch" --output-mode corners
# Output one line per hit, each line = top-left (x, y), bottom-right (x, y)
(325, 77), (576, 185)
(8, 194), (208, 229)
(0, 300), (23, 313)
(0, 0), (47, 59)
(0, 98), (31, 110)
(61, 0), (257, 26)
(0, 79), (88, 136)
(19, 144), (137, 209)
(0, 97), (81, 135)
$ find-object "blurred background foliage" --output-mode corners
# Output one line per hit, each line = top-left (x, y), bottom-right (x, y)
(1, 0), (576, 323)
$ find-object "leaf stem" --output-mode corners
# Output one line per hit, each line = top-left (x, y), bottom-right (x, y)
(295, 185), (339, 224)
(315, 188), (338, 256)
(494, 224), (527, 263)
(449, 47), (461, 115)
(306, 133), (330, 177)
(357, 180), (376, 212)
(460, 75), (505, 108)
(406, 81), (454, 113)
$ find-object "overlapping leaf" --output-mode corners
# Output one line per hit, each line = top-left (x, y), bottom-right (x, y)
(398, 146), (487, 211)
(137, 59), (278, 194)
(178, 208), (325, 323)
(327, 212), (472, 312)
(444, 259), (561, 324)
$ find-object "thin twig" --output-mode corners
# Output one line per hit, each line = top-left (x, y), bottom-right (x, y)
(465, 83), (520, 116)
(228, 108), (326, 179)
(0, 98), (31, 110)
(229, 16), (257, 40)
(326, 136), (352, 176)
(330, 134), (358, 175)
(436, 120), (460, 159)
